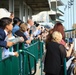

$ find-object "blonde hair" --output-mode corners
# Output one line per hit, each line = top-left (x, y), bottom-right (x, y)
(20, 23), (27, 32)
(52, 31), (62, 43)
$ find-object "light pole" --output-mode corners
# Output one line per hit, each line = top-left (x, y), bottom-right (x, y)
(70, 0), (75, 37)
(64, 5), (67, 27)
(70, 0), (74, 23)
(55, 0), (57, 23)
(68, 1), (71, 38)
(64, 5), (68, 38)
(68, 1), (70, 27)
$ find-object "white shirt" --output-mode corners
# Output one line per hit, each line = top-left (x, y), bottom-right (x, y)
(66, 56), (75, 70)
(4, 30), (8, 36)
(2, 34), (15, 59)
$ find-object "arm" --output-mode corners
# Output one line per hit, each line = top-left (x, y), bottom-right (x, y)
(59, 43), (74, 57)
(0, 33), (7, 47)
(0, 40), (7, 47)
(66, 43), (74, 57)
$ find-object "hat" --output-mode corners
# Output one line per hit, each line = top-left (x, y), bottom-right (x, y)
(0, 8), (11, 19)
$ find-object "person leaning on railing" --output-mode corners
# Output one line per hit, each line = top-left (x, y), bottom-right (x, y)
(0, 17), (24, 58)
(15, 23), (32, 48)
(0, 17), (15, 47)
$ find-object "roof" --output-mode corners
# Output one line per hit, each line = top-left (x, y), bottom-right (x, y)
(51, 0), (64, 6)
(25, 0), (50, 14)
(0, 0), (50, 15)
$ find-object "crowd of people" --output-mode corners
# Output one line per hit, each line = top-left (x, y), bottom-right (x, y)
(0, 8), (76, 75)
(0, 8), (49, 59)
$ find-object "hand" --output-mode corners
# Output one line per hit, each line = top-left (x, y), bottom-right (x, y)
(30, 36), (33, 40)
(14, 52), (19, 57)
(7, 41), (14, 47)
(19, 37), (24, 42)
(70, 42), (74, 49)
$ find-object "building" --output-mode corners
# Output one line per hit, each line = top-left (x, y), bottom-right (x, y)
(32, 0), (64, 28)
(0, 0), (50, 22)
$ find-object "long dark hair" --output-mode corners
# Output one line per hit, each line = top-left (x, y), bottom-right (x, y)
(53, 22), (65, 40)
(45, 22), (65, 44)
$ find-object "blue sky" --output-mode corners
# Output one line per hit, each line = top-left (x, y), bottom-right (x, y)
(59, 0), (76, 30)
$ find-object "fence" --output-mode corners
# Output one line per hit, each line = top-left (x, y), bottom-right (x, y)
(0, 39), (44, 75)
(0, 29), (74, 75)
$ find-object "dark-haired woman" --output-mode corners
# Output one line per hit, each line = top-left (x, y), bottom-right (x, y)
(53, 22), (66, 46)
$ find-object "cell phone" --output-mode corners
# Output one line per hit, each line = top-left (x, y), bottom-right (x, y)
(29, 30), (32, 34)
(69, 38), (73, 44)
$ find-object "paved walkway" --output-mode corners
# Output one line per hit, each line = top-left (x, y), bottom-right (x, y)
(35, 59), (45, 75)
